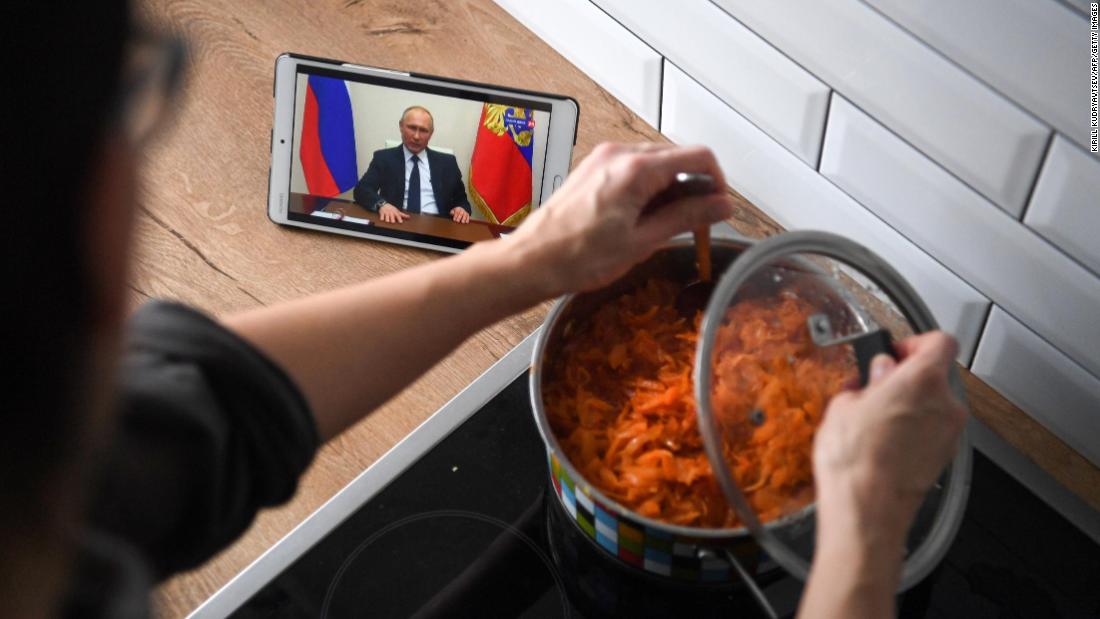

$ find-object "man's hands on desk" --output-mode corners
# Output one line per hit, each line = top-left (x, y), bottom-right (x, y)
(378, 202), (471, 224)
(378, 203), (409, 223)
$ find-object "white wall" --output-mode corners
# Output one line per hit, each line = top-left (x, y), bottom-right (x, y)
(290, 75), (551, 217)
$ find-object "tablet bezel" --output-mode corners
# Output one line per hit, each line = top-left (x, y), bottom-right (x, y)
(268, 53), (579, 253)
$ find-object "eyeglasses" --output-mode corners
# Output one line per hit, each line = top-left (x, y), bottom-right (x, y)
(114, 28), (187, 146)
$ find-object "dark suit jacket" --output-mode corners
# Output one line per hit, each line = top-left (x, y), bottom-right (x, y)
(353, 146), (471, 217)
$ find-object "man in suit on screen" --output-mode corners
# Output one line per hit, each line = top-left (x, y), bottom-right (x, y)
(353, 105), (472, 224)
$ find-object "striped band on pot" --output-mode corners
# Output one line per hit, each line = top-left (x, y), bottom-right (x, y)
(549, 453), (742, 583)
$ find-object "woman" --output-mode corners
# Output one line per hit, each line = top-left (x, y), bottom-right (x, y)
(1, 3), (965, 617)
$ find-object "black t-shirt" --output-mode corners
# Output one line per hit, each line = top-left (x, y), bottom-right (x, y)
(67, 301), (319, 617)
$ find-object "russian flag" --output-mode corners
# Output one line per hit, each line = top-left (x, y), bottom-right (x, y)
(300, 75), (359, 197)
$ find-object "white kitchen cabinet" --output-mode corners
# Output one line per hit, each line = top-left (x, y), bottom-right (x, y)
(821, 95), (1100, 379)
(661, 63), (988, 363)
(592, 0), (830, 166)
(491, 0), (663, 127)
(710, 0), (1050, 216)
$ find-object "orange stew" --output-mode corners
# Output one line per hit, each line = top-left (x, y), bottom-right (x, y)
(543, 278), (855, 528)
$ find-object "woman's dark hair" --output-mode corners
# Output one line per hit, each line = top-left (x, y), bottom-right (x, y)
(0, 2), (130, 528)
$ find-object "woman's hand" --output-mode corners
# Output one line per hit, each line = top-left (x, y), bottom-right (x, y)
(504, 143), (735, 297)
(813, 331), (968, 528)
(799, 331), (967, 619)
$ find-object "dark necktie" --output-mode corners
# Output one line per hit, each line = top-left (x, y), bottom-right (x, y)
(407, 155), (421, 214)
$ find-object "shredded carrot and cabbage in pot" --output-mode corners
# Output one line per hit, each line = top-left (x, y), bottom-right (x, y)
(543, 278), (855, 528)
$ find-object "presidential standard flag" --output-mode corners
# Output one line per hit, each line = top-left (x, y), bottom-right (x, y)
(299, 75), (359, 197)
(468, 104), (534, 226)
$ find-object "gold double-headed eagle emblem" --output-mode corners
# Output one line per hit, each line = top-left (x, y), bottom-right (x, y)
(483, 104), (532, 147)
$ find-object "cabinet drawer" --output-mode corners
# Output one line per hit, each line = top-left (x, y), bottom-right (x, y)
(661, 63), (988, 362)
(593, 0), (829, 166)
(492, 0), (662, 126)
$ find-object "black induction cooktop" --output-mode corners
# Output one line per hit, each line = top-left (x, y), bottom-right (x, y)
(195, 340), (1100, 618)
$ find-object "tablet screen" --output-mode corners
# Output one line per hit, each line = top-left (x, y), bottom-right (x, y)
(286, 65), (557, 250)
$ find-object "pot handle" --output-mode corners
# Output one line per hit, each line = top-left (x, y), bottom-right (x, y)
(697, 548), (779, 619)
(852, 329), (897, 387)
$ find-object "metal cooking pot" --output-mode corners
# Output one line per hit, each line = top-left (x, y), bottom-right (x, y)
(530, 236), (765, 586)
(530, 231), (972, 602)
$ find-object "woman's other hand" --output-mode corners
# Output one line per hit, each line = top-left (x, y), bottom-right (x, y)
(505, 142), (735, 297)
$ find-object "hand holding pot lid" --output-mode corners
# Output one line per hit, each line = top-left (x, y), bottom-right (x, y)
(695, 231), (972, 590)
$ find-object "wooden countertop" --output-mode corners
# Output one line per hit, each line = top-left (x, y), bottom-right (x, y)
(134, 1), (1099, 616)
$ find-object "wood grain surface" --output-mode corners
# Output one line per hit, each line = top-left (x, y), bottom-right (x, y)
(130, 1), (1098, 616)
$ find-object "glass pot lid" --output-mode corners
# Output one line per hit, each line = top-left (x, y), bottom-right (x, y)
(693, 231), (972, 591)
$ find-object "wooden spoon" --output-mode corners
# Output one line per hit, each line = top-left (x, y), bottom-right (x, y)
(675, 225), (715, 319)
(642, 172), (719, 318)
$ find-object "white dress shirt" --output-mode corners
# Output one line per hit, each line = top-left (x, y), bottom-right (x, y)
(402, 145), (438, 215)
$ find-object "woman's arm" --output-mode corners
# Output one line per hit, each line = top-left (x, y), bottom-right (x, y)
(226, 143), (735, 440)
(798, 333), (968, 618)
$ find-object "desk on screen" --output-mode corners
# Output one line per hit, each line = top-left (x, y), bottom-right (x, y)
(289, 192), (513, 244)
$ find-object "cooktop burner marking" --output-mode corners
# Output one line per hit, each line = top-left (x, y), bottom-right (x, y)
(320, 509), (571, 617)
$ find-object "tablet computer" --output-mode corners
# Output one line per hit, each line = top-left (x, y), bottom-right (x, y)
(268, 53), (579, 253)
